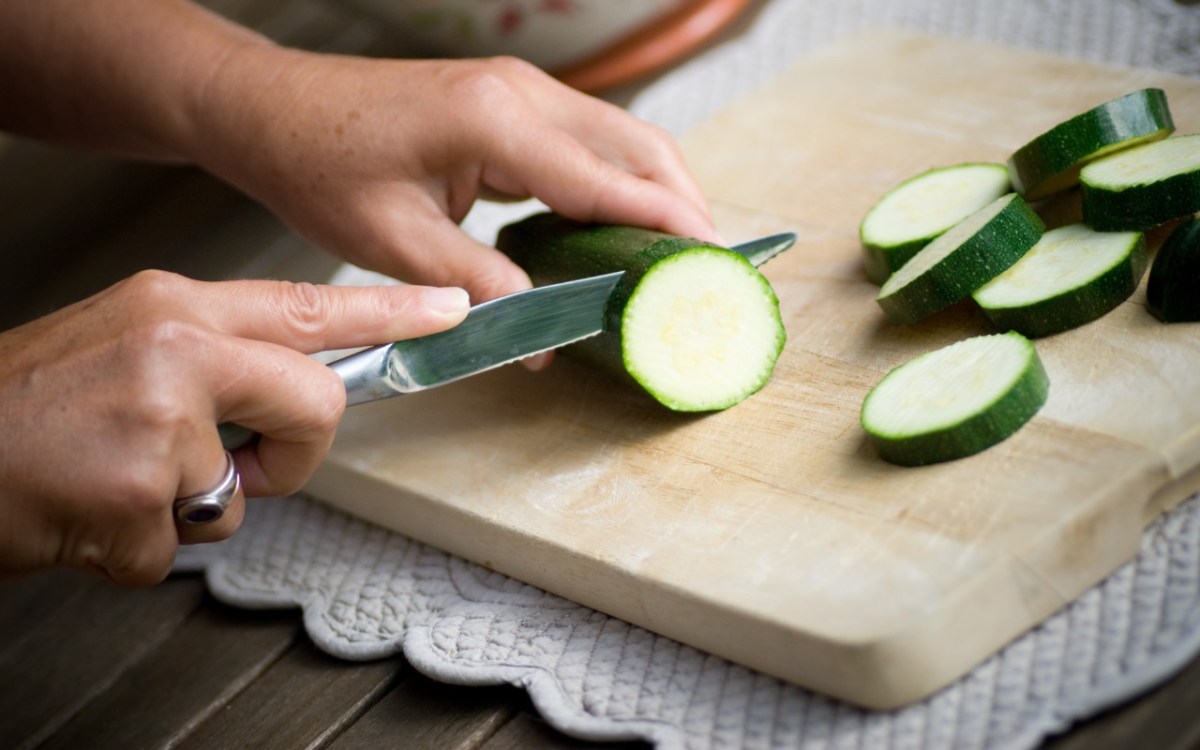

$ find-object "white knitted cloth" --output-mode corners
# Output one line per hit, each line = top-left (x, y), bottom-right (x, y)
(177, 1), (1200, 747)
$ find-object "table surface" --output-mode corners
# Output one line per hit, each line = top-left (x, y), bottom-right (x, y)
(3, 0), (1200, 747)
(3, 567), (1200, 750)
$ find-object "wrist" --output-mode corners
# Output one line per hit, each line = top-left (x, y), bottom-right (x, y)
(177, 41), (314, 198)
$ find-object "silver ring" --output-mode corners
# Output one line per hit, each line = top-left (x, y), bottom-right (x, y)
(173, 451), (241, 525)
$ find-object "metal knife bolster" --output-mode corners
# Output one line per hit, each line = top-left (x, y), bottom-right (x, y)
(330, 346), (407, 406)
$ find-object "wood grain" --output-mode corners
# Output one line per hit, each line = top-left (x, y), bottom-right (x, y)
(306, 31), (1200, 708)
(0, 573), (207, 750)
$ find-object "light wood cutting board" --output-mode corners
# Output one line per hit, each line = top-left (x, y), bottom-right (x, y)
(307, 31), (1200, 708)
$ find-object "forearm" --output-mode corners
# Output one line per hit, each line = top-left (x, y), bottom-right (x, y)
(0, 0), (273, 162)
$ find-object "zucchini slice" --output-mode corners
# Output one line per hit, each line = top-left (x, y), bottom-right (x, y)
(1147, 216), (1200, 322)
(875, 193), (1044, 325)
(861, 331), (1049, 466)
(972, 223), (1147, 337)
(495, 213), (786, 412)
(1080, 134), (1200, 230)
(1008, 88), (1174, 201)
(859, 162), (1012, 284)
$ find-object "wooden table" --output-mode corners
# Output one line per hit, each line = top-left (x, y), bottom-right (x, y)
(3, 565), (1200, 750)
(3, 0), (1200, 747)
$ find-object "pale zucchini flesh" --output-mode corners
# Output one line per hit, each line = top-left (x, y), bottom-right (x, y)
(1008, 88), (1174, 201)
(859, 162), (1011, 284)
(972, 223), (1147, 337)
(876, 193), (1044, 325)
(1080, 134), (1200, 230)
(621, 249), (785, 411)
(861, 332), (1049, 466)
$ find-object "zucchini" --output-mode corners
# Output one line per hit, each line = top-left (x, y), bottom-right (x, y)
(859, 162), (1012, 284)
(972, 223), (1147, 337)
(875, 193), (1044, 325)
(861, 331), (1049, 466)
(1008, 88), (1174, 202)
(495, 213), (786, 412)
(1080, 134), (1200, 230)
(1147, 216), (1200, 322)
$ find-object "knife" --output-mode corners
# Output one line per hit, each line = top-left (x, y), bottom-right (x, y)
(333, 231), (797, 405)
(219, 231), (795, 449)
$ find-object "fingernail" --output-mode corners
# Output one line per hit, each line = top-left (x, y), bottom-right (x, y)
(424, 286), (470, 315)
(522, 351), (553, 371)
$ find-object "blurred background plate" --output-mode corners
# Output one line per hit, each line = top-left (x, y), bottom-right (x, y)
(327, 0), (754, 92)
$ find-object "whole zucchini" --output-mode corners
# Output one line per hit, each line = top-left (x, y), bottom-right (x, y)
(496, 213), (786, 412)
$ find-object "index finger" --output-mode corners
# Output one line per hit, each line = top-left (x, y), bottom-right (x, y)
(197, 280), (470, 352)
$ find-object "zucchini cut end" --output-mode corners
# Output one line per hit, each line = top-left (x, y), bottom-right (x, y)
(972, 223), (1147, 337)
(860, 162), (1011, 283)
(861, 332), (1049, 466)
(621, 248), (786, 412)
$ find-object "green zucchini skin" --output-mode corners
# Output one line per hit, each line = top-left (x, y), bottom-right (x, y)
(497, 213), (709, 330)
(861, 332), (1049, 466)
(973, 225), (1148, 338)
(1008, 88), (1174, 202)
(876, 193), (1045, 325)
(1147, 216), (1200, 322)
(495, 213), (785, 411)
(1079, 134), (1200, 231)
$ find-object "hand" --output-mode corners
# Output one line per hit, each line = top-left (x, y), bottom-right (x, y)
(2, 0), (719, 303)
(0, 271), (468, 585)
(188, 52), (720, 304)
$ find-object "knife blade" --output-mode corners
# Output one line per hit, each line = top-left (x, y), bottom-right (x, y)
(332, 230), (797, 405)
(219, 231), (796, 449)
(333, 269), (624, 405)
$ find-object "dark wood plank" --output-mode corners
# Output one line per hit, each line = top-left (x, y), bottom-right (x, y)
(172, 634), (402, 750)
(0, 572), (207, 750)
(325, 675), (520, 750)
(37, 591), (300, 750)
(1041, 648), (1200, 750)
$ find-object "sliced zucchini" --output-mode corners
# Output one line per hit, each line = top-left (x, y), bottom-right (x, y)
(495, 213), (786, 412)
(859, 162), (1012, 284)
(1080, 134), (1200, 230)
(875, 193), (1044, 325)
(1147, 216), (1200, 322)
(972, 223), (1147, 337)
(1008, 88), (1174, 201)
(861, 331), (1049, 466)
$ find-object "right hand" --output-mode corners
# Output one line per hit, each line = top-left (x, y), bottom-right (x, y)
(0, 270), (468, 586)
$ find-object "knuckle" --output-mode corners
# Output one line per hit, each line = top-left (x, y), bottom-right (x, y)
(113, 462), (175, 515)
(278, 282), (335, 347)
(482, 54), (539, 77)
(115, 319), (209, 435)
(447, 58), (527, 110)
(308, 367), (347, 433)
(118, 269), (193, 312)
(270, 474), (308, 498)
(107, 551), (174, 587)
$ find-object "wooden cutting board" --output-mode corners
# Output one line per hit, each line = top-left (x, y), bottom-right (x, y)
(307, 31), (1200, 708)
